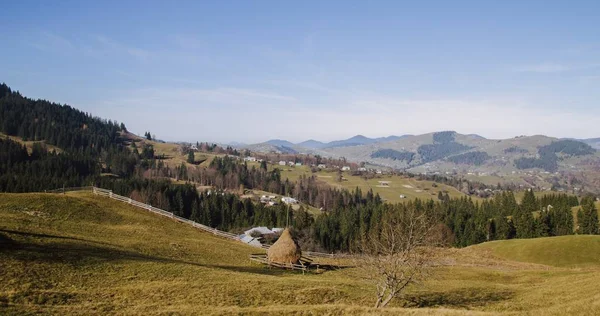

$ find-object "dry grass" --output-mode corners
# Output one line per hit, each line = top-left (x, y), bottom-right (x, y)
(0, 132), (63, 154)
(134, 138), (221, 169)
(2, 192), (600, 315)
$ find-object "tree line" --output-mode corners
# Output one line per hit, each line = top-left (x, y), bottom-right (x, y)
(314, 189), (597, 252)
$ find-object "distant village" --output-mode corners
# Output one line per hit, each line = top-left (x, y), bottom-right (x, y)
(182, 143), (592, 199)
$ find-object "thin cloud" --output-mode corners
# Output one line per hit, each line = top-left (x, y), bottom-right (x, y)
(26, 31), (75, 53)
(95, 35), (153, 61)
(513, 63), (571, 73)
(513, 62), (600, 73)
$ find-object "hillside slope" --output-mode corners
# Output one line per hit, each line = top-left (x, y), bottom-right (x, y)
(0, 192), (368, 314)
(3, 193), (600, 315)
(473, 235), (600, 267)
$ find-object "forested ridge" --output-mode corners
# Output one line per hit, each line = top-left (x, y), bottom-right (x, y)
(515, 140), (596, 172)
(0, 83), (125, 156)
(417, 131), (472, 163)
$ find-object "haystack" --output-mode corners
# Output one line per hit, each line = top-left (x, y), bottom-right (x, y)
(267, 228), (302, 265)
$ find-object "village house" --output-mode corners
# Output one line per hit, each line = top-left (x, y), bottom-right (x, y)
(281, 196), (298, 205)
(357, 167), (367, 172)
(279, 161), (286, 166)
(244, 156), (257, 162)
(260, 195), (278, 205)
(317, 164), (327, 169)
(341, 166), (351, 171)
(244, 226), (274, 236)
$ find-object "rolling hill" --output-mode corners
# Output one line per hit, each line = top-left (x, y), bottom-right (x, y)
(473, 235), (600, 267)
(3, 192), (600, 314)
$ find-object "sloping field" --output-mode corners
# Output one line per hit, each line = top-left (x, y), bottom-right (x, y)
(473, 235), (600, 267)
(251, 162), (468, 203)
(2, 193), (600, 315)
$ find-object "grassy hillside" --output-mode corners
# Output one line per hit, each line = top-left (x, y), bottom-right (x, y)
(474, 235), (600, 267)
(251, 163), (468, 203)
(131, 136), (219, 169)
(3, 193), (600, 314)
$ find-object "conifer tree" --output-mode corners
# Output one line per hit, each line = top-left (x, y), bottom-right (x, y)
(578, 196), (599, 234)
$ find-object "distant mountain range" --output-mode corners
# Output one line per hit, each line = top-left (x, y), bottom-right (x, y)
(242, 131), (600, 192)
(247, 134), (412, 152)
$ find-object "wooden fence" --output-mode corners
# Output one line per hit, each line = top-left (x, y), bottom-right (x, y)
(91, 187), (240, 241)
(47, 186), (347, 258)
(248, 254), (311, 273)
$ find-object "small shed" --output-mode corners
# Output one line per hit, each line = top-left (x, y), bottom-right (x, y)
(240, 234), (262, 247)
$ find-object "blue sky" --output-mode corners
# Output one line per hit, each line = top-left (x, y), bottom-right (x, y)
(1, 0), (599, 143)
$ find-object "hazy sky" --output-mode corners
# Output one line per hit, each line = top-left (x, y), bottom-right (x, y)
(1, 1), (599, 143)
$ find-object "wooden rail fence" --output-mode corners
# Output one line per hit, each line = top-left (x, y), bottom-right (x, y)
(46, 186), (347, 258)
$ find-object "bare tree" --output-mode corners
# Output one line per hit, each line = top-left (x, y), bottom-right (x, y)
(356, 206), (439, 308)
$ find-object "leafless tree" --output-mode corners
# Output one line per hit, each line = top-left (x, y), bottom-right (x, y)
(356, 206), (439, 308)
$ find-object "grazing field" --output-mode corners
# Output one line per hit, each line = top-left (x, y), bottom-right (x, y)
(131, 136), (219, 169)
(249, 163), (470, 203)
(315, 173), (469, 203)
(2, 193), (600, 315)
(473, 235), (600, 267)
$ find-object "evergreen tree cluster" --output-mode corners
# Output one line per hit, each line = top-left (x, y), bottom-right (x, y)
(515, 140), (595, 172)
(0, 138), (99, 192)
(0, 83), (125, 156)
(417, 132), (472, 163)
(578, 196), (599, 234)
(0, 83), (141, 184)
(447, 151), (490, 166)
(504, 146), (528, 154)
(314, 189), (588, 252)
(370, 149), (414, 163)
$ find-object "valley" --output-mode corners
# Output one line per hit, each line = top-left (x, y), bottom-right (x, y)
(242, 131), (600, 194)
